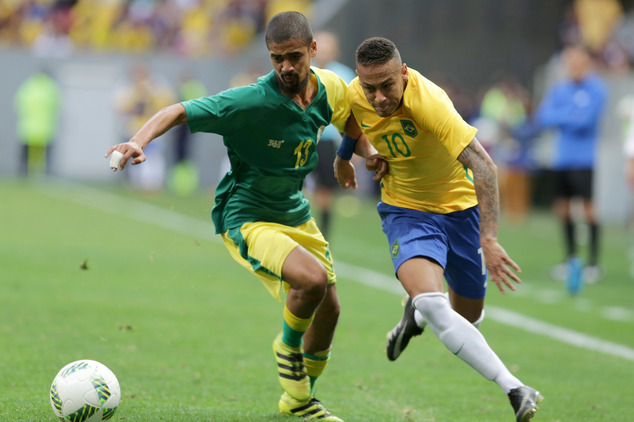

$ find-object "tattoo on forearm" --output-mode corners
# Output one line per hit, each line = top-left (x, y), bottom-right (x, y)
(458, 141), (499, 238)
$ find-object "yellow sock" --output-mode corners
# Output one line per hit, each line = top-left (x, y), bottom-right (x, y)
(282, 304), (314, 348)
(304, 348), (331, 392)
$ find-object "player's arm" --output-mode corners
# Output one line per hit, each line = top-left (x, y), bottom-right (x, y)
(334, 113), (388, 189)
(457, 137), (522, 294)
(105, 103), (188, 170)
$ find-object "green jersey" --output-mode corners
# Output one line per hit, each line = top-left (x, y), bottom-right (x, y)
(182, 67), (350, 234)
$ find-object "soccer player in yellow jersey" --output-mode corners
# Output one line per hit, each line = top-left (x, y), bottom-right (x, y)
(334, 37), (543, 422)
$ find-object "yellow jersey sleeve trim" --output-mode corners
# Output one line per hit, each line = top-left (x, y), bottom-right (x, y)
(312, 66), (350, 133)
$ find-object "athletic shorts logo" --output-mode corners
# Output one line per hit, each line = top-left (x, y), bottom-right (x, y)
(400, 119), (418, 138)
(391, 238), (400, 259)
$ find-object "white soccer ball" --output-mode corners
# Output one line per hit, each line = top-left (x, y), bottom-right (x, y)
(50, 360), (121, 421)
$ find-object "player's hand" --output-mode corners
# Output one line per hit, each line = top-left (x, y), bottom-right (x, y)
(334, 155), (358, 190)
(366, 154), (388, 181)
(481, 237), (522, 294)
(105, 141), (145, 171)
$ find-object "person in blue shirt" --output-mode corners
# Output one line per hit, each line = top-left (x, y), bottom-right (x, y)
(536, 44), (608, 285)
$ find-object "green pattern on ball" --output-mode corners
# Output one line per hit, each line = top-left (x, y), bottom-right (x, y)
(90, 375), (111, 406)
(50, 380), (62, 413)
(65, 404), (98, 422)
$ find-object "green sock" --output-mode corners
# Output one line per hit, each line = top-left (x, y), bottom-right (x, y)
(282, 304), (313, 348)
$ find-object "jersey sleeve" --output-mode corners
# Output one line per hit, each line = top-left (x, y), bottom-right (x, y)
(312, 67), (350, 133)
(405, 73), (477, 158)
(182, 85), (261, 136)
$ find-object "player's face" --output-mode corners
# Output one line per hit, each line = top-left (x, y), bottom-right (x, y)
(356, 60), (408, 117)
(269, 39), (317, 95)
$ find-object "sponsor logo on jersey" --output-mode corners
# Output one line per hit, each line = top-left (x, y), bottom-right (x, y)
(400, 119), (418, 138)
(268, 139), (285, 148)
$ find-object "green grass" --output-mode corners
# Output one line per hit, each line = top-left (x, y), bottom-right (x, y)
(1, 178), (633, 421)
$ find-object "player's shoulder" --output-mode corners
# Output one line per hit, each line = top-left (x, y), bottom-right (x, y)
(403, 67), (449, 109)
(406, 67), (444, 95)
(312, 66), (347, 89)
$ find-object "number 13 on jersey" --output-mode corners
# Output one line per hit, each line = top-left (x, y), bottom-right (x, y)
(294, 139), (313, 168)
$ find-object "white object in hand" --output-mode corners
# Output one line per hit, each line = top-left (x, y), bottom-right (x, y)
(110, 150), (124, 171)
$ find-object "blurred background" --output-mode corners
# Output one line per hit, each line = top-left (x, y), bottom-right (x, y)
(2, 0), (634, 226)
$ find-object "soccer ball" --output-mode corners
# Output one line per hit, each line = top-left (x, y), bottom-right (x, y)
(50, 359), (121, 421)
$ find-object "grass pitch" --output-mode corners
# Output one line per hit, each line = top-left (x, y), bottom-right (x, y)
(1, 179), (633, 421)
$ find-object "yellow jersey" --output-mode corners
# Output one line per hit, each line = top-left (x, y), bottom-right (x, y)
(349, 67), (478, 214)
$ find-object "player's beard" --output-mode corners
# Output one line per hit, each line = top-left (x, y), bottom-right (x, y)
(277, 71), (310, 95)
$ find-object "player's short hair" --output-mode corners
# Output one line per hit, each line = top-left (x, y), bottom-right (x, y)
(265, 11), (313, 48)
(356, 37), (402, 66)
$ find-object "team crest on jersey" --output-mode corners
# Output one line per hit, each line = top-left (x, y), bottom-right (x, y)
(315, 125), (325, 144)
(400, 120), (418, 138)
(391, 239), (400, 259)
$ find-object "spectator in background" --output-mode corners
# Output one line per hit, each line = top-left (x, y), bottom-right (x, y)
(310, 30), (356, 241)
(170, 70), (207, 195)
(536, 44), (608, 285)
(574, 0), (623, 58)
(621, 97), (634, 190)
(114, 61), (176, 191)
(618, 94), (634, 277)
(504, 95), (540, 223)
(14, 69), (61, 177)
(478, 75), (538, 223)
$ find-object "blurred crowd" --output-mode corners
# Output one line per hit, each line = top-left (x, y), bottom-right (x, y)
(0, 0), (312, 57)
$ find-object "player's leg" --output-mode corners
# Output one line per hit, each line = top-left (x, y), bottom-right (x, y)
(273, 245), (329, 401)
(551, 170), (577, 282)
(388, 289), (487, 361)
(447, 289), (485, 327)
(442, 206), (542, 420)
(220, 223), (324, 401)
(302, 283), (339, 387)
(278, 283), (343, 421)
(278, 222), (343, 421)
(576, 169), (602, 282)
(385, 259), (444, 361)
(381, 203), (445, 361)
(400, 259), (532, 393)
(281, 245), (329, 320)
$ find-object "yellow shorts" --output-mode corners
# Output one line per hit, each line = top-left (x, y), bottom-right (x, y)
(221, 218), (336, 301)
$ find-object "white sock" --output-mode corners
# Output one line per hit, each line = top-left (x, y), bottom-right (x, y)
(412, 292), (523, 393)
(413, 293), (484, 329)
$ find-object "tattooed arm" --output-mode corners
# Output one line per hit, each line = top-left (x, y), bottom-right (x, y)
(457, 137), (522, 293)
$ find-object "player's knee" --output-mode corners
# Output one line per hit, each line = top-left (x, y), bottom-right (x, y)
(300, 266), (329, 299)
(412, 292), (452, 330)
(472, 308), (485, 328)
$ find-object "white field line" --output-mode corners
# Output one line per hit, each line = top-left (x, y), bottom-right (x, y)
(41, 181), (634, 362)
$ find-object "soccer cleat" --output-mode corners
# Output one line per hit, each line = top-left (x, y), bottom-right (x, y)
(273, 333), (311, 401)
(386, 296), (424, 361)
(279, 392), (344, 421)
(583, 265), (604, 284)
(508, 386), (544, 422)
(550, 262), (568, 281)
(565, 257), (583, 295)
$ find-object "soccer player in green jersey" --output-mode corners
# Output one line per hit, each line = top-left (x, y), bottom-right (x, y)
(105, 12), (384, 422)
(334, 37), (543, 421)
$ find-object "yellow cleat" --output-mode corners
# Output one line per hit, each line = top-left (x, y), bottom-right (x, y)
(279, 392), (344, 421)
(273, 333), (311, 401)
